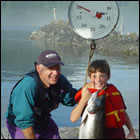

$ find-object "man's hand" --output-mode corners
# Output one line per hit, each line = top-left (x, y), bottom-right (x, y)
(22, 126), (36, 139)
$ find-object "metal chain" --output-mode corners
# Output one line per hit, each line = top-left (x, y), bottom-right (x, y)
(84, 40), (96, 86)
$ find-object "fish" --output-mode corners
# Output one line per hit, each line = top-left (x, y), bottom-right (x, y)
(79, 90), (106, 139)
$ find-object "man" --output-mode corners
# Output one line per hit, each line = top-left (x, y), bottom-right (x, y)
(5, 50), (77, 139)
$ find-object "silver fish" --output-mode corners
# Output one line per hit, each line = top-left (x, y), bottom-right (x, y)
(79, 91), (105, 139)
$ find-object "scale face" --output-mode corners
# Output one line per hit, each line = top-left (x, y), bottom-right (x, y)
(68, 1), (119, 40)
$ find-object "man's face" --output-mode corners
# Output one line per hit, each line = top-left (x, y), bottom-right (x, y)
(36, 64), (61, 88)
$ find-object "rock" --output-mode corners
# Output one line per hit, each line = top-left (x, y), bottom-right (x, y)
(123, 126), (139, 139)
(1, 128), (12, 139)
(60, 29), (65, 35)
(29, 31), (46, 40)
(59, 126), (139, 139)
(1, 126), (139, 139)
(28, 19), (139, 57)
(59, 127), (79, 139)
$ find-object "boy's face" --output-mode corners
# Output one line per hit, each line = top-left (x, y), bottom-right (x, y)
(89, 71), (108, 90)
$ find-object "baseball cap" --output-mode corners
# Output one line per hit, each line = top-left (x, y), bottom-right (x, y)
(36, 50), (64, 67)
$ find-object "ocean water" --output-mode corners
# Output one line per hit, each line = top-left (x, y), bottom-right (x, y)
(1, 28), (139, 129)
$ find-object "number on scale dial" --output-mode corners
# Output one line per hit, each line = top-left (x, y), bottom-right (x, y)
(68, 1), (119, 40)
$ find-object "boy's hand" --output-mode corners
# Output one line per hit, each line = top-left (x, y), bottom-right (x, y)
(126, 131), (137, 139)
(81, 85), (91, 102)
(70, 85), (92, 123)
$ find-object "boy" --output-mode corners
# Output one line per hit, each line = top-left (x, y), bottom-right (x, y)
(71, 59), (136, 139)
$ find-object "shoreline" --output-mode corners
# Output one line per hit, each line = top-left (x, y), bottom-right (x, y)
(1, 126), (139, 139)
(28, 20), (139, 58)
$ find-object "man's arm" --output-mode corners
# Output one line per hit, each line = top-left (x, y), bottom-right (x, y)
(12, 77), (37, 139)
(59, 74), (77, 106)
(22, 126), (36, 139)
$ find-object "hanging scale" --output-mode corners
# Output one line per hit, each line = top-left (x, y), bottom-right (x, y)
(68, 1), (120, 85)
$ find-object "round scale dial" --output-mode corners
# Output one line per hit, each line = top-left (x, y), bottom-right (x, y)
(68, 1), (119, 40)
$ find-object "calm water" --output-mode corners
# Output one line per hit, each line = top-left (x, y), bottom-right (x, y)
(1, 28), (139, 129)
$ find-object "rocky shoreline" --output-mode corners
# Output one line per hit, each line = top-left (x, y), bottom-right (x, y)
(1, 126), (139, 139)
(29, 20), (139, 57)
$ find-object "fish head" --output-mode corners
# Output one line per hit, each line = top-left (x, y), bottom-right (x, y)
(88, 91), (98, 103)
(87, 91), (105, 114)
(87, 91), (98, 113)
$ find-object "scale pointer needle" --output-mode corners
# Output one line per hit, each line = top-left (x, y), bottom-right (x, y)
(77, 5), (105, 19)
(77, 5), (91, 12)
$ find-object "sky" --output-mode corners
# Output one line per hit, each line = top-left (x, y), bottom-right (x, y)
(1, 1), (139, 34)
